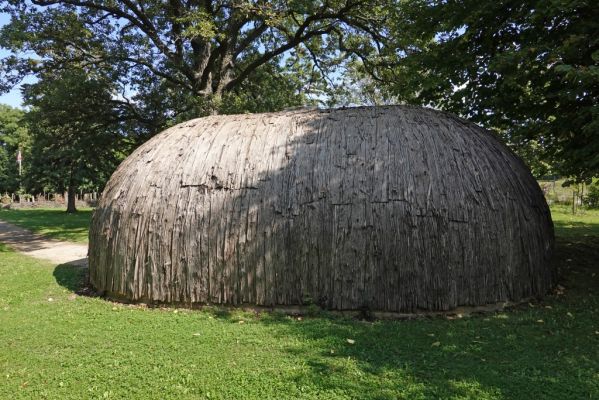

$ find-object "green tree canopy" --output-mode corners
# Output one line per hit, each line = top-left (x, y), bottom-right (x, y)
(384, 0), (599, 180)
(0, 104), (29, 193)
(1, 0), (392, 118)
(23, 68), (126, 211)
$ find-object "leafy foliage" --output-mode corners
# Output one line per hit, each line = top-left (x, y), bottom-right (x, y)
(0, 104), (29, 193)
(1, 0), (393, 117)
(585, 182), (599, 209)
(22, 68), (126, 200)
(384, 0), (599, 180)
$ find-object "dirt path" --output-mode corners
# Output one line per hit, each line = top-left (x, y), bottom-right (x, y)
(0, 219), (88, 266)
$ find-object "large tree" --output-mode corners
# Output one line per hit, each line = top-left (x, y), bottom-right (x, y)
(383, 0), (599, 180)
(1, 0), (392, 118)
(23, 68), (126, 212)
(2, 1), (395, 202)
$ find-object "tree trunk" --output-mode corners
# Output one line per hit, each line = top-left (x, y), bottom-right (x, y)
(66, 185), (77, 213)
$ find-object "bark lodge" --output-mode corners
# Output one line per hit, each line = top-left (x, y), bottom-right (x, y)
(89, 106), (554, 312)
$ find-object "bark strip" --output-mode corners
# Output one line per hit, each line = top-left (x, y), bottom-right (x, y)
(89, 106), (555, 312)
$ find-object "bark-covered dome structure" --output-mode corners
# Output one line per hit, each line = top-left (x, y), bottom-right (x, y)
(89, 106), (554, 312)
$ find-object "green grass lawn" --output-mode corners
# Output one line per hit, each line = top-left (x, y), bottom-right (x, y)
(0, 208), (92, 243)
(551, 204), (599, 238)
(0, 207), (598, 399)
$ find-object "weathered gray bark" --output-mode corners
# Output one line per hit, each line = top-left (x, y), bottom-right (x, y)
(89, 106), (555, 312)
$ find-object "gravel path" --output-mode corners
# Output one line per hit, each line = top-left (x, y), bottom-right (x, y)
(0, 219), (88, 266)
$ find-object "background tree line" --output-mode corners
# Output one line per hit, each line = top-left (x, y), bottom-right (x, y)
(0, 0), (597, 212)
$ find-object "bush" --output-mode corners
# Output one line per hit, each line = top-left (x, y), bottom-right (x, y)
(585, 183), (599, 209)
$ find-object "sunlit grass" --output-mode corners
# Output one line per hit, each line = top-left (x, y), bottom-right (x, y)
(550, 204), (599, 238)
(0, 208), (92, 243)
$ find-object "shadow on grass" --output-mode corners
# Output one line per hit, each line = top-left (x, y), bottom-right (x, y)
(261, 310), (597, 398)
(206, 237), (599, 398)
(53, 262), (89, 292)
(553, 220), (599, 239)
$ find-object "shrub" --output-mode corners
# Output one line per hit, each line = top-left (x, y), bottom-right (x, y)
(585, 183), (599, 209)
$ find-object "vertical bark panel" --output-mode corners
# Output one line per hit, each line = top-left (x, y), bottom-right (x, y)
(89, 106), (555, 312)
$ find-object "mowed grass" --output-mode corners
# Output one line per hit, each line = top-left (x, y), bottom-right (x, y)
(0, 207), (598, 399)
(0, 208), (92, 243)
(551, 204), (599, 238)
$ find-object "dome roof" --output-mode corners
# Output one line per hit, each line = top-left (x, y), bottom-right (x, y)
(89, 106), (554, 312)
